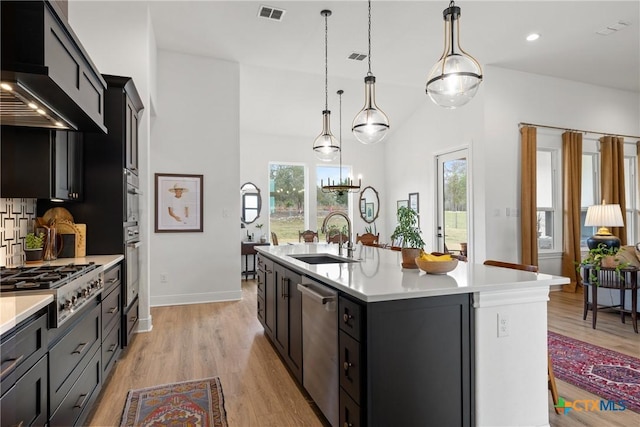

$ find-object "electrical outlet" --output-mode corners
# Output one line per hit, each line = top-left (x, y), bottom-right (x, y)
(160, 273), (168, 283)
(498, 313), (510, 337)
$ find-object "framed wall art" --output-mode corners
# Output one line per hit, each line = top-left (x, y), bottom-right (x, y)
(409, 192), (419, 213)
(397, 199), (409, 211)
(365, 202), (374, 222)
(155, 173), (204, 232)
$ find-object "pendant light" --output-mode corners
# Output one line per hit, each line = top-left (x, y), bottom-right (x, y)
(426, 1), (483, 109)
(313, 10), (339, 162)
(352, 0), (389, 145)
(322, 90), (362, 196)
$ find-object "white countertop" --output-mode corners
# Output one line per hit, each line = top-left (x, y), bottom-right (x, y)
(0, 294), (53, 335)
(0, 254), (124, 336)
(256, 244), (570, 302)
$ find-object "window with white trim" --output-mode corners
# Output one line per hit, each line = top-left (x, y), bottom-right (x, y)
(536, 149), (561, 251)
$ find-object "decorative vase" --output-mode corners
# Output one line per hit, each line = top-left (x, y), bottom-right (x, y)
(401, 248), (421, 269)
(260, 234), (266, 243)
(24, 248), (43, 264)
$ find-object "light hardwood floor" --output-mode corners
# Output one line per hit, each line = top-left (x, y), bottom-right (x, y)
(88, 282), (639, 426)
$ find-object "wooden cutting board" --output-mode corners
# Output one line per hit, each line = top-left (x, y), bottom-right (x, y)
(55, 220), (86, 257)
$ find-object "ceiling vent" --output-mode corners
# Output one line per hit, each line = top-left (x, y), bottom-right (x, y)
(258, 5), (285, 21)
(348, 52), (367, 61)
(596, 20), (631, 36)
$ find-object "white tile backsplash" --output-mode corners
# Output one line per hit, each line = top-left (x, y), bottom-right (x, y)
(1, 198), (38, 267)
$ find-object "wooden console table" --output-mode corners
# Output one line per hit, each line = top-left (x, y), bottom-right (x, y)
(582, 265), (638, 333)
(242, 242), (270, 280)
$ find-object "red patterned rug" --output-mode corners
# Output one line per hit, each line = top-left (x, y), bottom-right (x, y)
(548, 331), (640, 413)
(120, 377), (228, 427)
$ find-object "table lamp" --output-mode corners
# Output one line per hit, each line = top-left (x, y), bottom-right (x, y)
(584, 201), (624, 250)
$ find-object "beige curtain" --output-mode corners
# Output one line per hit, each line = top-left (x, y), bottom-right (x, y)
(600, 136), (626, 245)
(520, 126), (538, 266)
(561, 132), (583, 292)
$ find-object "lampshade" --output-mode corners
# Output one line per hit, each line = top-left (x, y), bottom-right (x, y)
(584, 202), (624, 250)
(426, 1), (483, 109)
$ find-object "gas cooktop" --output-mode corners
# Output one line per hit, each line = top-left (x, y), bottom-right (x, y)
(0, 263), (99, 291)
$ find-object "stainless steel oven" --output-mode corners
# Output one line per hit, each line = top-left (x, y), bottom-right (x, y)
(125, 169), (140, 224)
(124, 224), (140, 307)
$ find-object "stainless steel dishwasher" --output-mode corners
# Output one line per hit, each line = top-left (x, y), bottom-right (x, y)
(297, 277), (339, 427)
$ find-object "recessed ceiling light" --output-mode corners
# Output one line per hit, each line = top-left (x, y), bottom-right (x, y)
(526, 33), (540, 42)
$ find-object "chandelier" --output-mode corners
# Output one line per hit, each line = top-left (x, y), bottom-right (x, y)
(426, 1), (483, 108)
(322, 89), (361, 196)
(313, 10), (339, 162)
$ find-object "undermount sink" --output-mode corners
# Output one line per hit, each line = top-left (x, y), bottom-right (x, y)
(288, 254), (358, 264)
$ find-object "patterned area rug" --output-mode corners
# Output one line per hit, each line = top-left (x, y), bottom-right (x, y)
(548, 331), (640, 413)
(120, 377), (228, 427)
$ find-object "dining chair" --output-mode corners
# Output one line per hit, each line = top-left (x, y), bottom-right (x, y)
(356, 233), (379, 246)
(327, 233), (349, 244)
(482, 259), (560, 413)
(298, 229), (318, 243)
(270, 232), (279, 246)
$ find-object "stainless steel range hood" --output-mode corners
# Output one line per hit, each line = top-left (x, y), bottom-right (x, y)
(1, 1), (107, 133)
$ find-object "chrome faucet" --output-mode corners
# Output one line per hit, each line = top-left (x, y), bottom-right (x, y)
(321, 211), (353, 258)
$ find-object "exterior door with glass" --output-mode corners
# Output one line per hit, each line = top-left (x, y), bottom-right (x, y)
(436, 149), (470, 258)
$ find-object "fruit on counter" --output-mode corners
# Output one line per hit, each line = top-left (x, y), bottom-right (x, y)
(419, 251), (453, 262)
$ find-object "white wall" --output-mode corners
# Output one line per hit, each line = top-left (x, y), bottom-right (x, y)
(151, 49), (240, 306)
(69, 1), (156, 330)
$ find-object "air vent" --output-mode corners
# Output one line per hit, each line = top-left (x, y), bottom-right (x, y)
(348, 52), (367, 61)
(596, 20), (631, 36)
(258, 5), (285, 21)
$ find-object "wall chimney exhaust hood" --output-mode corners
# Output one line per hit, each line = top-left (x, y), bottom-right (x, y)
(1, 1), (107, 133)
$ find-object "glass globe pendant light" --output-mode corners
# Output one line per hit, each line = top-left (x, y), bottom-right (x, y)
(352, 0), (389, 145)
(313, 10), (339, 162)
(426, 1), (483, 109)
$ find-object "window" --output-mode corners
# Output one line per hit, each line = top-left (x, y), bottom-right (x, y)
(536, 149), (559, 251)
(624, 156), (638, 244)
(269, 163), (305, 244)
(316, 165), (350, 242)
(580, 153), (599, 248)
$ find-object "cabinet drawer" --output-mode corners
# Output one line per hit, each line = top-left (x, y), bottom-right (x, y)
(340, 387), (362, 427)
(102, 322), (121, 375)
(339, 330), (362, 404)
(103, 264), (121, 295)
(339, 296), (363, 339)
(123, 297), (139, 347)
(0, 311), (47, 395)
(256, 274), (265, 298)
(50, 347), (101, 427)
(0, 354), (48, 427)
(49, 304), (100, 403)
(101, 286), (121, 334)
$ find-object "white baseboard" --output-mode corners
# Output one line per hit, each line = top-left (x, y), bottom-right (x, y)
(150, 290), (242, 307)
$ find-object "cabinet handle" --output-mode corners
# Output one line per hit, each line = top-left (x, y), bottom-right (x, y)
(0, 354), (24, 380)
(281, 277), (289, 299)
(72, 343), (87, 354)
(108, 344), (117, 353)
(343, 361), (353, 374)
(108, 278), (118, 284)
(343, 313), (353, 323)
(108, 307), (118, 314)
(73, 393), (89, 409)
(130, 316), (138, 323)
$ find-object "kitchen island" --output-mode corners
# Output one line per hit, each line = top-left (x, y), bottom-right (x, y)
(256, 243), (569, 427)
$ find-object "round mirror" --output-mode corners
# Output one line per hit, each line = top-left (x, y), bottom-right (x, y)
(241, 182), (261, 224)
(359, 186), (379, 224)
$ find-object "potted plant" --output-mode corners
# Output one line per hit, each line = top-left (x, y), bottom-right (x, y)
(24, 232), (45, 263)
(577, 243), (629, 285)
(391, 206), (425, 268)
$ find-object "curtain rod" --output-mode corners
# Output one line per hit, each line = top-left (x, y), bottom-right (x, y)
(518, 122), (640, 140)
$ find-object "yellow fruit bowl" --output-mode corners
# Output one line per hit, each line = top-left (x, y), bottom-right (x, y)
(415, 256), (458, 274)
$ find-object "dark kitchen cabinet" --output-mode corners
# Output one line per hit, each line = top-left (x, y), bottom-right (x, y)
(272, 263), (303, 383)
(1, 126), (82, 201)
(125, 97), (139, 173)
(256, 255), (276, 336)
(101, 263), (122, 376)
(0, 309), (48, 427)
